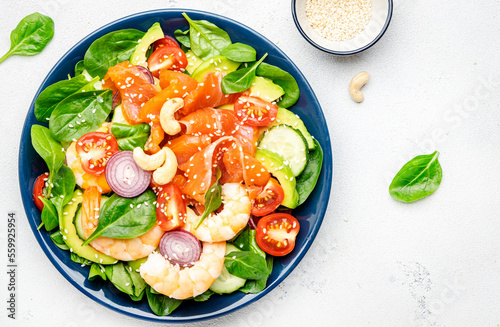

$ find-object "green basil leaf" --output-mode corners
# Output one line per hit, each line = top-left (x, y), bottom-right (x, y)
(49, 89), (112, 142)
(83, 29), (144, 78)
(82, 190), (157, 245)
(182, 13), (231, 60)
(146, 286), (182, 316)
(0, 13), (54, 64)
(195, 168), (222, 229)
(256, 62), (300, 108)
(50, 230), (70, 250)
(50, 165), (76, 215)
(220, 43), (256, 62)
(88, 263), (107, 281)
(35, 75), (99, 122)
(240, 256), (273, 294)
(30, 125), (65, 174)
(174, 29), (190, 48)
(193, 289), (214, 302)
(221, 53), (267, 94)
(71, 252), (93, 266)
(105, 262), (134, 295)
(40, 197), (58, 231)
(389, 151), (443, 203)
(296, 139), (323, 206)
(74, 60), (85, 76)
(224, 251), (270, 280)
(111, 123), (151, 151)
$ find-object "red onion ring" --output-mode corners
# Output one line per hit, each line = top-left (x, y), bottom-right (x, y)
(135, 65), (155, 84)
(159, 230), (201, 267)
(105, 151), (151, 198)
(112, 91), (121, 110)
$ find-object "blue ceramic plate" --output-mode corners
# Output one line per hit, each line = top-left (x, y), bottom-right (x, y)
(19, 9), (332, 323)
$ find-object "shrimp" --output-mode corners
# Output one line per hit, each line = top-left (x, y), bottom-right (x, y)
(182, 183), (251, 242)
(140, 242), (226, 299)
(80, 187), (165, 261)
(65, 123), (112, 193)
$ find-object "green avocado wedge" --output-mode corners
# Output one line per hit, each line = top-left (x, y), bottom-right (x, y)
(191, 55), (240, 82)
(130, 22), (164, 66)
(59, 190), (116, 265)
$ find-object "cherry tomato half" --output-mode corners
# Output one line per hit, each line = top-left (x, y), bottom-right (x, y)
(251, 178), (284, 217)
(153, 36), (180, 51)
(33, 172), (49, 211)
(256, 213), (300, 256)
(156, 184), (187, 231)
(76, 132), (119, 176)
(148, 46), (187, 75)
(234, 96), (278, 126)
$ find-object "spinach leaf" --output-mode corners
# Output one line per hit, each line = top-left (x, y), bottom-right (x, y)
(221, 43), (256, 62)
(234, 228), (265, 258)
(83, 190), (157, 245)
(74, 60), (85, 76)
(34, 75), (98, 122)
(240, 256), (273, 294)
(111, 123), (151, 151)
(50, 165), (76, 216)
(182, 13), (231, 60)
(0, 13), (54, 64)
(50, 230), (69, 250)
(83, 29), (144, 78)
(105, 262), (134, 295)
(146, 286), (182, 316)
(39, 197), (59, 231)
(193, 289), (214, 302)
(296, 139), (323, 206)
(49, 89), (112, 142)
(389, 151), (443, 203)
(256, 62), (300, 108)
(221, 53), (267, 94)
(88, 263), (107, 281)
(224, 251), (270, 280)
(174, 29), (190, 48)
(71, 253), (93, 266)
(31, 125), (65, 176)
(127, 263), (147, 299)
(195, 168), (222, 229)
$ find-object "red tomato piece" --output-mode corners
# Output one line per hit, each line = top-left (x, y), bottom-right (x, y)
(234, 96), (278, 126)
(33, 172), (49, 210)
(156, 184), (187, 231)
(76, 132), (119, 176)
(256, 213), (300, 256)
(148, 46), (187, 75)
(153, 36), (180, 51)
(251, 178), (284, 216)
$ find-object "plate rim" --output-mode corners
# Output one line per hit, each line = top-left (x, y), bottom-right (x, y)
(18, 8), (333, 323)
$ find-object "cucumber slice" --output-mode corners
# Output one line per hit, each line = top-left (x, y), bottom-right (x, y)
(111, 104), (129, 125)
(210, 244), (246, 294)
(258, 125), (308, 176)
(74, 196), (109, 240)
(273, 108), (315, 150)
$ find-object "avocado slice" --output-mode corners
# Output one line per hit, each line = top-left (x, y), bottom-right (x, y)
(60, 190), (116, 265)
(111, 104), (129, 125)
(210, 244), (246, 294)
(255, 149), (299, 209)
(249, 76), (285, 102)
(191, 55), (240, 82)
(270, 108), (315, 150)
(186, 50), (203, 74)
(130, 22), (164, 66)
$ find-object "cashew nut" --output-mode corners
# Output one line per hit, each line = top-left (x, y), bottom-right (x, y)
(160, 98), (184, 135)
(349, 71), (370, 103)
(153, 147), (177, 185)
(133, 147), (166, 171)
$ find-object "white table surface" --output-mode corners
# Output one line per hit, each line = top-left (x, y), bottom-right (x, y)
(1, 0), (499, 326)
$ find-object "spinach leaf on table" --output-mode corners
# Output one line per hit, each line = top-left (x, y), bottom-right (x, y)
(0, 12), (54, 64)
(389, 151), (443, 203)
(82, 190), (157, 245)
(220, 43), (256, 62)
(111, 123), (151, 151)
(296, 139), (323, 206)
(221, 53), (268, 94)
(146, 286), (182, 316)
(34, 74), (98, 122)
(83, 29), (144, 78)
(49, 89), (112, 142)
(182, 12), (231, 60)
(256, 62), (300, 108)
(224, 251), (270, 280)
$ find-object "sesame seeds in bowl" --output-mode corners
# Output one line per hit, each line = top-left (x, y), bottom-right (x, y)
(292, 0), (393, 55)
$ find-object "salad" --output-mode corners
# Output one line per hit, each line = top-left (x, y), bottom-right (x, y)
(30, 12), (323, 315)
